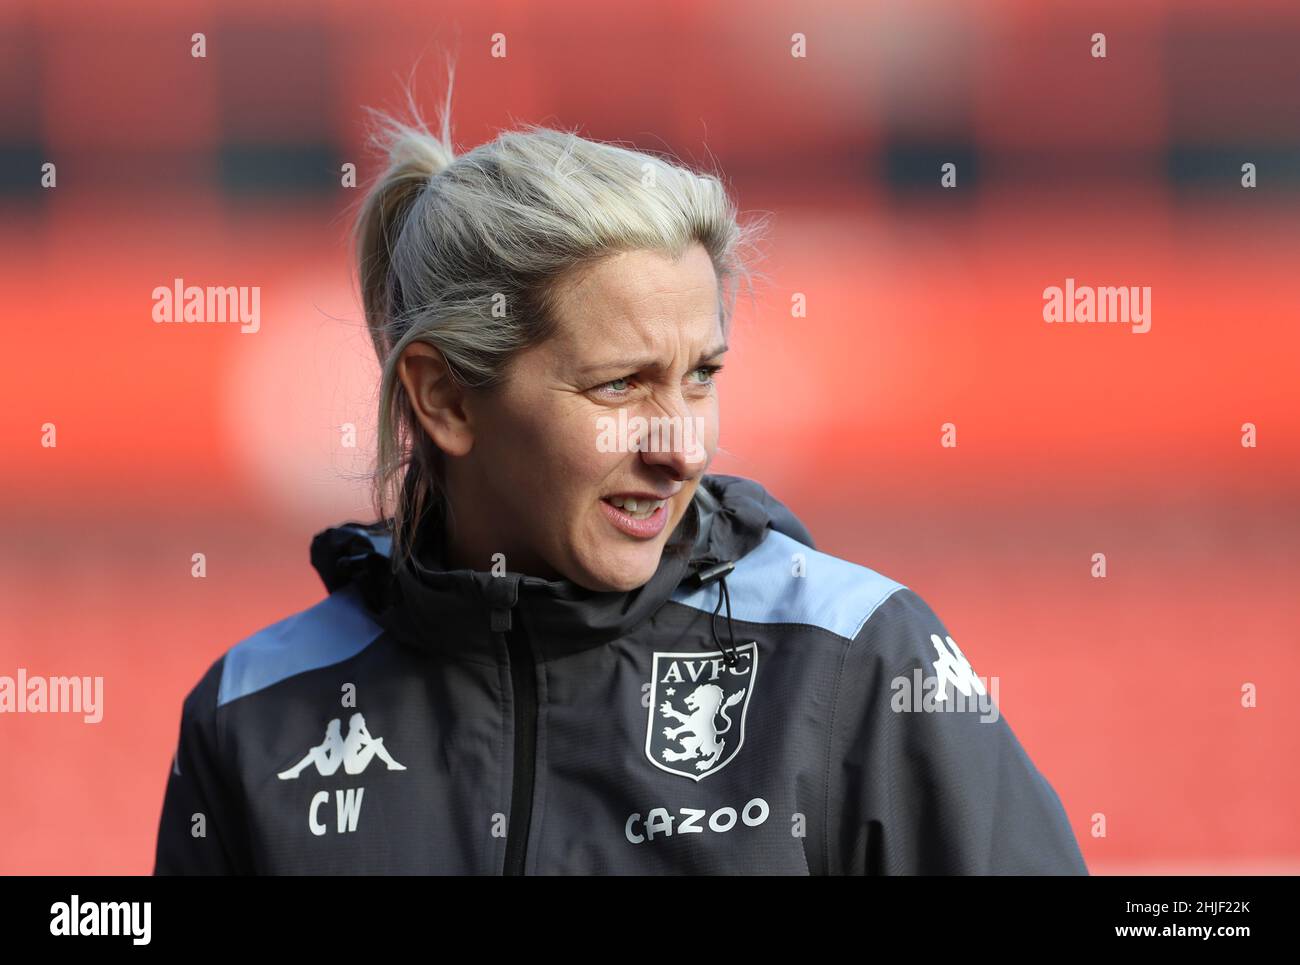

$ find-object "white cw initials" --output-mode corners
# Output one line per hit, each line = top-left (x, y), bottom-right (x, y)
(308, 787), (365, 835)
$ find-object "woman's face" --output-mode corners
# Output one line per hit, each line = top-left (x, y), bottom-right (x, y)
(410, 243), (726, 592)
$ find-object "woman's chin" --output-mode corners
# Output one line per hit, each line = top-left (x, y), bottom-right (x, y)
(571, 545), (662, 593)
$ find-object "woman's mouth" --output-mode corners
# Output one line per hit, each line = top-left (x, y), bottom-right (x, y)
(600, 494), (670, 538)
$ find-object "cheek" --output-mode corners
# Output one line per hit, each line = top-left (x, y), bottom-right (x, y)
(501, 404), (609, 496)
(694, 400), (722, 458)
(561, 412), (622, 487)
(705, 401), (721, 443)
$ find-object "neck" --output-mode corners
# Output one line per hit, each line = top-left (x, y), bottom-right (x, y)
(437, 495), (563, 581)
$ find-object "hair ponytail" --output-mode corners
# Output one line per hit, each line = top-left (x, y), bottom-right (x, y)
(353, 61), (457, 361)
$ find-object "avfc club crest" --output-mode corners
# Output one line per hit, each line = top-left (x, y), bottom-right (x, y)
(646, 643), (757, 781)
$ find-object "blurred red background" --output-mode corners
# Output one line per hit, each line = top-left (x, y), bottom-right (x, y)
(1, 0), (1297, 873)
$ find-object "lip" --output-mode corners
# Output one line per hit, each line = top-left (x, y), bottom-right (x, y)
(599, 495), (671, 539)
(604, 489), (678, 501)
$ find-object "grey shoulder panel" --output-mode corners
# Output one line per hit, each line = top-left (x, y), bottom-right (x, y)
(216, 583), (385, 708)
(670, 529), (907, 639)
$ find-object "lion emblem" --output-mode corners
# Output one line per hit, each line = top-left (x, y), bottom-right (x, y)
(659, 683), (747, 772)
(646, 644), (758, 781)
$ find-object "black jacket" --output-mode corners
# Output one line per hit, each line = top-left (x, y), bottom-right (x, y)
(153, 473), (1088, 874)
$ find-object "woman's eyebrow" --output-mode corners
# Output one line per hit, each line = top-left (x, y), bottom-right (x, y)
(576, 342), (729, 376)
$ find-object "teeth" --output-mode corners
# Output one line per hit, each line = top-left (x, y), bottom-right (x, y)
(608, 495), (666, 518)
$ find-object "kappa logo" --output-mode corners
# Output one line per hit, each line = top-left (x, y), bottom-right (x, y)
(646, 643), (756, 781)
(277, 711), (405, 836)
(928, 633), (987, 704)
(277, 712), (406, 779)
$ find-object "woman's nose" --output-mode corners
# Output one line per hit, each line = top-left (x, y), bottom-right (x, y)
(633, 401), (708, 478)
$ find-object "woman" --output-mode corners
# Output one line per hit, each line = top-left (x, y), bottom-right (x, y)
(154, 74), (1088, 875)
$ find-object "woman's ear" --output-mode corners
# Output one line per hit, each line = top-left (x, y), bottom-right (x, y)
(398, 342), (475, 457)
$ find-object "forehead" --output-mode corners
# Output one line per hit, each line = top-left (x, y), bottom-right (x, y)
(546, 245), (721, 352)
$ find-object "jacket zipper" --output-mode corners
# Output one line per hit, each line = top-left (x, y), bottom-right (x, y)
(501, 615), (537, 875)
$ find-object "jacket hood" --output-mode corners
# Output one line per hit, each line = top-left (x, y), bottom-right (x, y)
(309, 473), (815, 662)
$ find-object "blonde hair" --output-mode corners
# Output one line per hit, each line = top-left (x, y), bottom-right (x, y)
(351, 60), (768, 570)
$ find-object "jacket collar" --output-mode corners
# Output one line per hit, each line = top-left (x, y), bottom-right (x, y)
(309, 474), (815, 663)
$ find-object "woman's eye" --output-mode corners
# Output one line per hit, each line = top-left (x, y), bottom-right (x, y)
(690, 364), (724, 385)
(594, 365), (722, 396)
